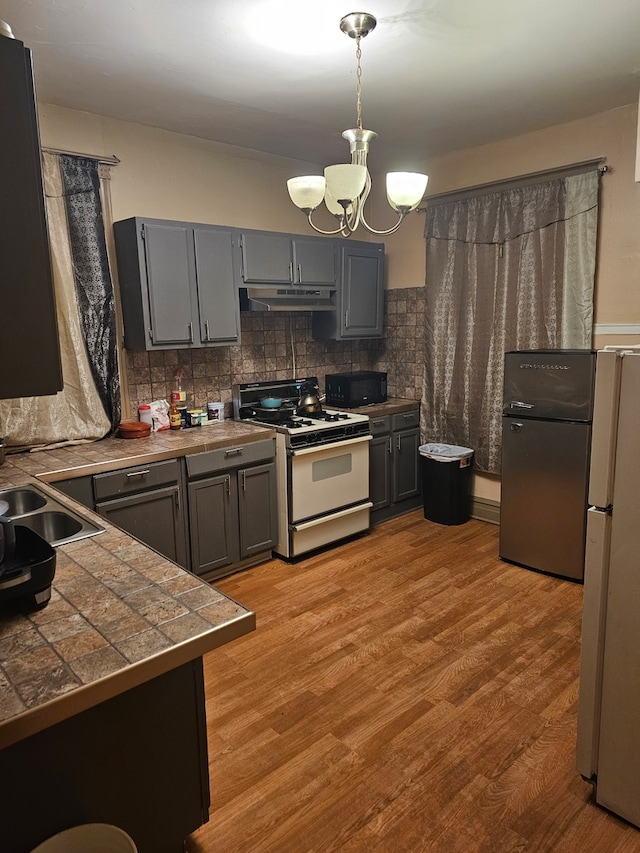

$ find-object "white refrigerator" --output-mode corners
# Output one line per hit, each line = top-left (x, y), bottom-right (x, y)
(576, 346), (640, 826)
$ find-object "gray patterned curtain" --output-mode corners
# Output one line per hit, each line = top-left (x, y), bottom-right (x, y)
(59, 155), (120, 432)
(422, 170), (599, 474)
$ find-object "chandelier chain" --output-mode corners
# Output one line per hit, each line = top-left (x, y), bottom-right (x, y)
(355, 36), (363, 130)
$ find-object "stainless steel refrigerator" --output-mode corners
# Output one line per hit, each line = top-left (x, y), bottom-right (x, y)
(500, 349), (596, 581)
(576, 346), (640, 827)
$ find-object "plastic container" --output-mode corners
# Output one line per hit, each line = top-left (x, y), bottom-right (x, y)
(30, 823), (137, 852)
(138, 404), (153, 426)
(206, 401), (225, 422)
(419, 443), (474, 525)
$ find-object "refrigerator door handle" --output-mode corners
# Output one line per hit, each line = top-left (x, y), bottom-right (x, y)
(576, 506), (612, 781)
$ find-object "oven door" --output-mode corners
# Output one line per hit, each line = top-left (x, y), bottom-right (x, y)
(288, 435), (371, 523)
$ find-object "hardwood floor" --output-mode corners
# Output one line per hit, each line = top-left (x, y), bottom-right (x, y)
(187, 512), (640, 852)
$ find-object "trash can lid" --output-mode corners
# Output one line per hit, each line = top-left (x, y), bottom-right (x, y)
(419, 443), (474, 461)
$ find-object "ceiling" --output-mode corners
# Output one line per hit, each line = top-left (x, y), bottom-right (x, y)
(2, 0), (640, 171)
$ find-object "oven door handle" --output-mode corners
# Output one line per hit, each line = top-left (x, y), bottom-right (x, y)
(290, 501), (373, 532)
(288, 434), (372, 456)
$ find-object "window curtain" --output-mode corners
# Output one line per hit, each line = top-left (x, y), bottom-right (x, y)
(0, 153), (119, 449)
(421, 169), (599, 474)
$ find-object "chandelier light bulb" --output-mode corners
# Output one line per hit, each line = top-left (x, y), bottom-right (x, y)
(287, 176), (326, 211)
(386, 172), (430, 212)
(324, 164), (367, 204)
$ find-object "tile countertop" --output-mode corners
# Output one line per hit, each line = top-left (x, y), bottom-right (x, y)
(0, 420), (272, 750)
(344, 397), (420, 417)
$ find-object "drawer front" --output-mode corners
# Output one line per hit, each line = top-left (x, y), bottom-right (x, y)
(369, 414), (390, 436)
(93, 459), (180, 501)
(186, 438), (275, 478)
(392, 409), (420, 431)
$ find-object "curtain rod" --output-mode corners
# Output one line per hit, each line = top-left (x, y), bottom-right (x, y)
(418, 157), (607, 210)
(42, 146), (120, 166)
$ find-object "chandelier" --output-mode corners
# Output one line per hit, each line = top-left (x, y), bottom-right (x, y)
(286, 12), (429, 237)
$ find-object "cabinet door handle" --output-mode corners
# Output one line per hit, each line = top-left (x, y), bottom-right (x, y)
(188, 322), (194, 344)
(173, 486), (180, 512)
(204, 320), (210, 341)
(241, 470), (246, 491)
(397, 435), (402, 452)
(345, 310), (350, 329)
(387, 437), (392, 454)
(224, 447), (243, 457)
(372, 418), (386, 426)
(225, 475), (231, 496)
(297, 263), (302, 283)
(289, 262), (294, 283)
(126, 470), (151, 478)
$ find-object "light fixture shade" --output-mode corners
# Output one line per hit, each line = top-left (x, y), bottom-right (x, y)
(386, 172), (429, 211)
(324, 186), (354, 217)
(324, 164), (367, 203)
(287, 176), (326, 210)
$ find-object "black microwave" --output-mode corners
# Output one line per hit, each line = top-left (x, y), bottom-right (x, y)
(325, 371), (387, 408)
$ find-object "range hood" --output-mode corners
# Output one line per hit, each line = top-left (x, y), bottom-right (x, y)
(240, 287), (336, 312)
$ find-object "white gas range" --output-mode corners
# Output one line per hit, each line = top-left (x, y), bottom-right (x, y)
(233, 378), (372, 559)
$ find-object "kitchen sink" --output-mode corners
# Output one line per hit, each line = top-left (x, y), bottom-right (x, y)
(0, 484), (104, 546)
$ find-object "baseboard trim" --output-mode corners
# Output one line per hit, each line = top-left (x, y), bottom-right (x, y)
(471, 497), (500, 525)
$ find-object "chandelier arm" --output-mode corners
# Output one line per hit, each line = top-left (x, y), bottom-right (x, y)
(304, 211), (351, 237)
(358, 207), (408, 236)
(341, 170), (371, 234)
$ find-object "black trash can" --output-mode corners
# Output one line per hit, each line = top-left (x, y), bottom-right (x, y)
(419, 443), (474, 525)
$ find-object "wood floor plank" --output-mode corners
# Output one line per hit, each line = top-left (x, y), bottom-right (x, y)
(187, 513), (640, 852)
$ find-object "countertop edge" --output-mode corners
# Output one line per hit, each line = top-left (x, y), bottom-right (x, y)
(0, 608), (256, 751)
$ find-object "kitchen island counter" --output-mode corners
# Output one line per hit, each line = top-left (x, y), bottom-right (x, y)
(0, 421), (269, 750)
(0, 424), (269, 851)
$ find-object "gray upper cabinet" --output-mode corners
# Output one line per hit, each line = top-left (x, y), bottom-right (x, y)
(293, 238), (336, 286)
(113, 217), (240, 350)
(194, 227), (239, 343)
(238, 230), (335, 286)
(144, 222), (194, 346)
(0, 36), (62, 399)
(312, 240), (384, 340)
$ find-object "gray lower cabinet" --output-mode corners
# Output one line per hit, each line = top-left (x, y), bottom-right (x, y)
(53, 475), (95, 510)
(370, 408), (422, 525)
(186, 438), (277, 579)
(113, 217), (240, 350)
(312, 240), (384, 340)
(93, 459), (189, 569)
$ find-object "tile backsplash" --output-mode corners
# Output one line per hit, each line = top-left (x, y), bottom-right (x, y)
(125, 287), (425, 416)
